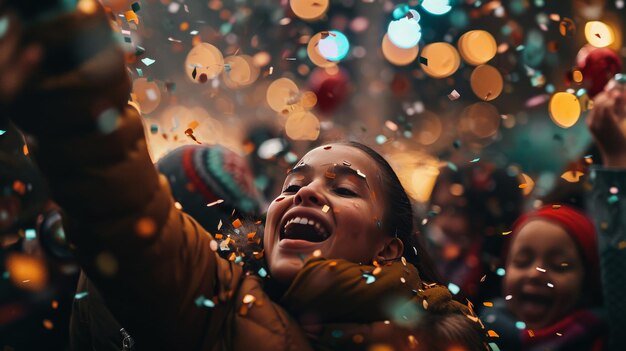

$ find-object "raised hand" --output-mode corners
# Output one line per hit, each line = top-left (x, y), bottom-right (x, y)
(587, 87), (626, 168)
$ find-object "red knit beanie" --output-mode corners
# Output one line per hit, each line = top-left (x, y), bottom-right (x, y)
(510, 205), (600, 292)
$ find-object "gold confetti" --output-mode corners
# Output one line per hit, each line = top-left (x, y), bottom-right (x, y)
(322, 205), (330, 213)
(207, 199), (224, 207)
(313, 249), (322, 257)
(243, 294), (256, 304)
(483, 302), (494, 307)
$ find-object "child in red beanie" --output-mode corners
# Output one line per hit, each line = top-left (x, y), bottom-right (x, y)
(483, 205), (606, 351)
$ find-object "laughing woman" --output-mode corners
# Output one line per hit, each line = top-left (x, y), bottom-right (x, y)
(0, 2), (486, 350)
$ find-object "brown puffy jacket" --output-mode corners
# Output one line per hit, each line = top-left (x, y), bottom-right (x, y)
(7, 5), (483, 351)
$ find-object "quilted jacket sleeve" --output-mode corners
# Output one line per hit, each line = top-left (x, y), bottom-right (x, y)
(6, 5), (241, 350)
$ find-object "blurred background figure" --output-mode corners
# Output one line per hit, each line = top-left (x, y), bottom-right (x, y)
(425, 163), (524, 302)
(1, 120), (79, 350)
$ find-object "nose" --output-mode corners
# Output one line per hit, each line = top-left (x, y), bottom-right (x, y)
(293, 182), (325, 207)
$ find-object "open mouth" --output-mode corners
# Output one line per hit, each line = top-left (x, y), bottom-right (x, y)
(280, 215), (331, 243)
(517, 293), (554, 319)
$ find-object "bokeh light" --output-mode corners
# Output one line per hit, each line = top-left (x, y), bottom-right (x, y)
(6, 253), (48, 292)
(132, 78), (161, 114)
(421, 0), (452, 15)
(289, 0), (329, 21)
(459, 102), (501, 139)
(266, 78), (299, 113)
(470, 64), (503, 101)
(318, 31), (350, 61)
(458, 30), (497, 65)
(387, 17), (422, 49)
(185, 43), (224, 83)
(285, 111), (321, 140)
(584, 21), (615, 48)
(549, 92), (581, 128)
(223, 55), (260, 89)
(419, 42), (460, 78)
(382, 34), (419, 66)
(307, 32), (338, 68)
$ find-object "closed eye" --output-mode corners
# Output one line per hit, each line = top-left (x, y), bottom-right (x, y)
(283, 184), (301, 193)
(334, 187), (358, 197)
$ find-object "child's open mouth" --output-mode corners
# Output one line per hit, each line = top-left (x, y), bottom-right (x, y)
(518, 293), (554, 320)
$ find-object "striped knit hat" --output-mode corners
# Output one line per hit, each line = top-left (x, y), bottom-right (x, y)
(157, 144), (263, 230)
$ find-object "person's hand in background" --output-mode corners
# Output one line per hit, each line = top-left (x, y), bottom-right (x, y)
(587, 85), (626, 168)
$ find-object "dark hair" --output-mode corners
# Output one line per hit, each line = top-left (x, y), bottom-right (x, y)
(339, 141), (442, 284)
(416, 314), (488, 351)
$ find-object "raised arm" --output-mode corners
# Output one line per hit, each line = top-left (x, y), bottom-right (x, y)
(1, 2), (238, 349)
(586, 87), (626, 351)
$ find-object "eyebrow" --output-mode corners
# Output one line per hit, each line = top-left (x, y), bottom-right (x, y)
(286, 164), (371, 189)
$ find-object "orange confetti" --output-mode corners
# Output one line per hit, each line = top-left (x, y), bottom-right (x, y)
(51, 300), (59, 309)
(518, 184), (528, 189)
(232, 219), (243, 229)
(188, 120), (199, 130)
(43, 319), (54, 330)
(247, 232), (257, 240)
(487, 330), (499, 337)
(124, 10), (139, 24)
(12, 180), (26, 195)
(180, 21), (190, 31)
(483, 302), (493, 307)
(135, 217), (157, 238)
(23, 144), (29, 156)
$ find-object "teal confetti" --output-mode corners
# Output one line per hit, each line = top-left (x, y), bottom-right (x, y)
(362, 273), (376, 284)
(258, 268), (267, 278)
(74, 292), (89, 300)
(447, 282), (460, 295)
(0, 130), (5, 136)
(195, 295), (215, 308)
(2, 271), (9, 279)
(97, 108), (120, 134)
(331, 330), (344, 338)
(515, 321), (526, 329)
(0, 16), (8, 39)
(25, 228), (37, 241)
(375, 135), (387, 145)
(150, 124), (159, 134)
(488, 342), (501, 351)
(447, 162), (458, 172)
(136, 68), (143, 77)
(135, 46), (146, 56)
(608, 195), (619, 204)
(131, 2), (141, 12)
(141, 57), (156, 66)
(470, 158), (480, 163)
(496, 268), (506, 276)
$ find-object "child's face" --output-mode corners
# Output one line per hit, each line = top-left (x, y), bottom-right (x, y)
(264, 144), (388, 284)
(503, 219), (585, 330)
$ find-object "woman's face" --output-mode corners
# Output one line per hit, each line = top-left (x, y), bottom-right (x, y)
(264, 144), (389, 284)
(503, 219), (585, 330)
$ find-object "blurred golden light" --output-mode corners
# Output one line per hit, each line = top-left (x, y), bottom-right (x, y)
(132, 78), (161, 114)
(419, 42), (461, 78)
(561, 170), (585, 183)
(223, 55), (260, 89)
(412, 111), (442, 145)
(6, 253), (48, 291)
(460, 102), (500, 138)
(184, 43), (224, 83)
(458, 30), (497, 65)
(285, 111), (320, 141)
(300, 91), (318, 109)
(253, 51), (271, 67)
(584, 21), (615, 48)
(307, 32), (338, 68)
(519, 173), (535, 196)
(470, 65), (503, 101)
(290, 0), (329, 21)
(572, 69), (583, 83)
(266, 78), (299, 112)
(381, 34), (419, 66)
(549, 92), (581, 128)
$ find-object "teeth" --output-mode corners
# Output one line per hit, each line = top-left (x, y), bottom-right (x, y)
(282, 216), (329, 238)
(300, 218), (308, 225)
(308, 220), (316, 226)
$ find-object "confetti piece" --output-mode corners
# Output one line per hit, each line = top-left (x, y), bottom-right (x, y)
(258, 268), (268, 277)
(496, 268), (506, 276)
(43, 319), (54, 330)
(313, 249), (322, 257)
(195, 295), (215, 308)
(488, 343), (501, 351)
(0, 130), (5, 136)
(131, 2), (141, 12)
(217, 220), (223, 231)
(124, 10), (139, 24)
(536, 267), (546, 273)
(362, 273), (376, 284)
(487, 330), (499, 338)
(505, 295), (513, 300)
(141, 57), (156, 66)
(547, 282), (554, 288)
(556, 332), (562, 337)
(447, 282), (460, 295)
(448, 89), (460, 100)
(483, 302), (493, 307)
(243, 294), (256, 304)
(25, 229), (36, 241)
(608, 195), (619, 204)
(528, 330), (535, 337)
(515, 321), (526, 329)
(502, 231), (512, 235)
(0, 16), (9, 39)
(207, 199), (224, 207)
(470, 158), (480, 163)
(561, 171), (584, 183)
(74, 292), (88, 300)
